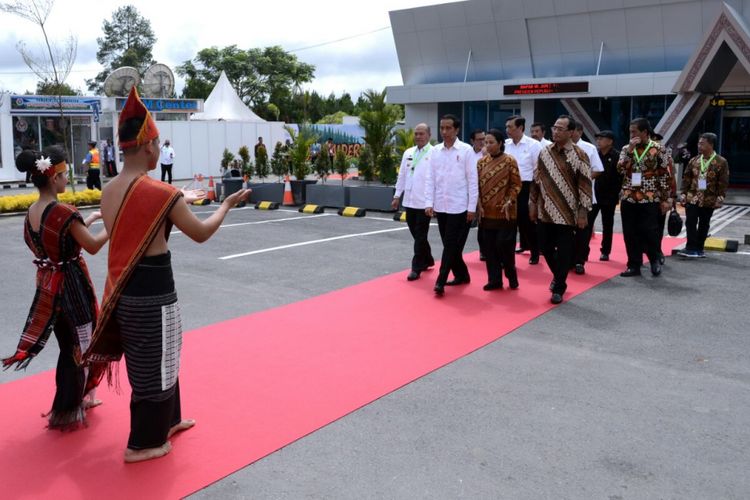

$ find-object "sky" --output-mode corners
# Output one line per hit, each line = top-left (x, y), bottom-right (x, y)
(0, 0), (452, 98)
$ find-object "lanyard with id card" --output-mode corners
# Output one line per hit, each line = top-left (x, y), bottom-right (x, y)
(631, 141), (652, 188)
(698, 153), (715, 191)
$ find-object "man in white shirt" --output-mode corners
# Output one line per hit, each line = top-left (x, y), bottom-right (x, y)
(571, 123), (604, 274)
(160, 139), (175, 184)
(531, 122), (553, 147)
(505, 116), (543, 264)
(425, 114), (479, 296)
(392, 123), (435, 281)
(469, 129), (486, 260)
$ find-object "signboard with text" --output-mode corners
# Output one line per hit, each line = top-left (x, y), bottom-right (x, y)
(503, 82), (589, 96)
(11, 95), (101, 121)
(115, 97), (203, 113)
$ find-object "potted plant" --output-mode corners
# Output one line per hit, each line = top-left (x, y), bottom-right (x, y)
(306, 147), (351, 208)
(284, 125), (318, 205)
(247, 143), (284, 203)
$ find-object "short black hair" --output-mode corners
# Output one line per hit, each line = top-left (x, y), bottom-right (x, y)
(630, 117), (652, 134)
(487, 128), (506, 153)
(531, 122), (546, 132)
(470, 129), (485, 141)
(557, 115), (577, 131)
(506, 115), (526, 131)
(700, 132), (717, 147)
(440, 114), (461, 130)
(574, 122), (584, 132)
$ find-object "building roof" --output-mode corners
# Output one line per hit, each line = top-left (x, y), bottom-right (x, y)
(389, 0), (749, 86)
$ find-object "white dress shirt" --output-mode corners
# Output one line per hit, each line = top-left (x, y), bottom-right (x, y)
(575, 139), (604, 204)
(505, 135), (542, 182)
(160, 146), (175, 165)
(537, 137), (553, 148)
(425, 139), (479, 214)
(469, 148), (484, 168)
(394, 144), (433, 209)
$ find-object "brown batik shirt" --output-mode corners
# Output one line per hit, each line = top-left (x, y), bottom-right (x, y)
(681, 153), (729, 208)
(617, 141), (673, 204)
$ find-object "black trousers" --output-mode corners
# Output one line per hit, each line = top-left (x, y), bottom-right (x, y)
(517, 182), (539, 257)
(588, 203), (617, 256)
(573, 223), (591, 266)
(685, 204), (715, 252)
(161, 164), (173, 184)
(621, 201), (661, 268)
(107, 160), (117, 177)
(435, 211), (470, 285)
(405, 207), (435, 272)
(86, 168), (101, 190)
(537, 222), (574, 294)
(480, 223), (517, 286)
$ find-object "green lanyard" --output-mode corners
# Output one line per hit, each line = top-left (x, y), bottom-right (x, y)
(699, 152), (716, 177)
(632, 141), (653, 168)
(410, 145), (430, 174)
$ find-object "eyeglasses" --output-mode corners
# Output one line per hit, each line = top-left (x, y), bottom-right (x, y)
(551, 126), (568, 131)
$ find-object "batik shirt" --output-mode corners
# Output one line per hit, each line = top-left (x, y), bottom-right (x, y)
(617, 142), (672, 204)
(681, 154), (729, 208)
(531, 142), (592, 226)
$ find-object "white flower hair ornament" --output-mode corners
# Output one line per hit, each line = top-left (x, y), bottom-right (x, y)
(35, 156), (52, 174)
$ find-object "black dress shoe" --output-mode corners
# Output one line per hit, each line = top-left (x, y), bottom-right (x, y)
(515, 247), (526, 254)
(483, 282), (502, 291)
(620, 268), (641, 277)
(529, 255), (539, 265)
(479, 254), (487, 261)
(550, 293), (563, 304)
(407, 271), (420, 281)
(650, 262), (662, 276)
(445, 278), (470, 286)
(433, 284), (444, 296)
(575, 264), (585, 275)
(599, 253), (609, 261)
(509, 279), (519, 290)
(658, 254), (666, 265)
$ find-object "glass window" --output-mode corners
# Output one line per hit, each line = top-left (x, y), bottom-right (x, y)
(40, 116), (67, 149)
(13, 116), (40, 157)
(631, 96), (669, 129)
(488, 101), (520, 131)
(463, 101), (488, 142)
(578, 97), (631, 147)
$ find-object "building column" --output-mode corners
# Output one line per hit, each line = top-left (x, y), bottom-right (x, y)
(520, 100), (534, 125)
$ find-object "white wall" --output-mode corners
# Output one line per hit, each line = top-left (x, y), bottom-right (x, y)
(149, 120), (287, 181)
(405, 103), (438, 134)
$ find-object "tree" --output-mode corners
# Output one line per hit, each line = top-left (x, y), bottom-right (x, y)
(317, 111), (347, 124)
(284, 125), (318, 181)
(88, 5), (156, 93)
(36, 79), (78, 95)
(394, 128), (414, 159)
(358, 144), (374, 183)
(2, 0), (78, 189)
(377, 144), (398, 185)
(359, 89), (400, 171)
(270, 142), (287, 182)
(333, 148), (349, 186)
(177, 45), (314, 120)
(314, 147), (330, 181)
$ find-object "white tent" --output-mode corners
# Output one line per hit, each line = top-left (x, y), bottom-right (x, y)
(190, 71), (265, 122)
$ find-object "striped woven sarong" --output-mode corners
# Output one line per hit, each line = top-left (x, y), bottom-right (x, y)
(115, 252), (183, 449)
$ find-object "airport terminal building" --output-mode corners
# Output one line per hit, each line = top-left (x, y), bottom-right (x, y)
(387, 0), (750, 184)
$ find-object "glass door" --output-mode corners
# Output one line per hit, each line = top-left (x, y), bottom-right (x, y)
(721, 111), (750, 185)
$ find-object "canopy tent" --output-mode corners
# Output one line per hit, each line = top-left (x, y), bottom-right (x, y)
(190, 71), (265, 122)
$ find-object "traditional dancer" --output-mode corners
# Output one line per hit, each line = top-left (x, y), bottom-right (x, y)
(84, 87), (249, 463)
(3, 145), (108, 430)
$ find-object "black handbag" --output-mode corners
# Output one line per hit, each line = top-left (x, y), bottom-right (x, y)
(667, 207), (683, 236)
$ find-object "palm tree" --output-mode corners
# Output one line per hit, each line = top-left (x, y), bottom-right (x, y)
(358, 89), (400, 173)
(394, 128), (415, 159)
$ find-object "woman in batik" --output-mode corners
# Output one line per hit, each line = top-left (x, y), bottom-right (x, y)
(477, 129), (522, 290)
(3, 145), (108, 430)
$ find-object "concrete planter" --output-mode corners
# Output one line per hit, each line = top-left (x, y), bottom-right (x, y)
(290, 180), (318, 205)
(305, 184), (350, 208)
(247, 182), (284, 204)
(348, 185), (396, 211)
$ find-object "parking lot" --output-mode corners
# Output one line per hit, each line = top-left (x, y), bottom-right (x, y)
(1, 201), (749, 499)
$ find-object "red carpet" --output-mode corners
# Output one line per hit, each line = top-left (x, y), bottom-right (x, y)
(0, 235), (684, 499)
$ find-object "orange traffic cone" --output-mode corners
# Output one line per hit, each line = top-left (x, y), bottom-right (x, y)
(283, 174), (294, 206)
(207, 176), (216, 201)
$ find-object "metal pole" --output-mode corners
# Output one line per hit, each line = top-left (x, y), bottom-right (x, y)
(464, 49), (472, 83)
(596, 42), (604, 76)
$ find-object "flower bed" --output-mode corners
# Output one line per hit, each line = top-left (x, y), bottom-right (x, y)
(0, 189), (102, 213)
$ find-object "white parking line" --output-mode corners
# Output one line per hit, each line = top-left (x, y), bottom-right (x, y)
(170, 213), (331, 235)
(219, 226), (410, 260)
